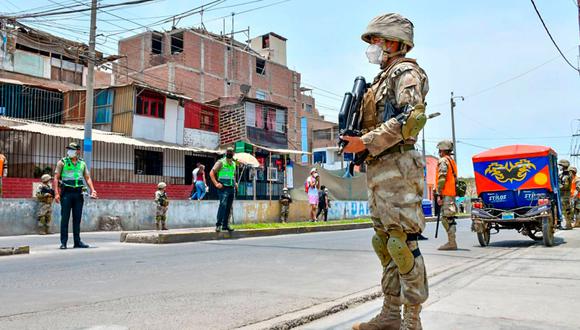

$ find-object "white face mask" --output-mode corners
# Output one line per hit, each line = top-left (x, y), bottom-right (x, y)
(365, 44), (384, 65)
(67, 149), (77, 158)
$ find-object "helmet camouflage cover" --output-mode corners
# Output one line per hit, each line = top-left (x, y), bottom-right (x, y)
(558, 159), (570, 168)
(41, 174), (52, 182)
(569, 166), (577, 173)
(361, 13), (414, 50)
(436, 140), (453, 151)
(158, 182), (167, 189)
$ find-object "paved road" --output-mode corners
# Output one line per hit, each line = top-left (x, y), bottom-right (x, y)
(1, 220), (574, 330)
(298, 226), (580, 330)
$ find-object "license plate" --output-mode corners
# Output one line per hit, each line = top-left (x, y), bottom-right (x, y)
(501, 212), (515, 220)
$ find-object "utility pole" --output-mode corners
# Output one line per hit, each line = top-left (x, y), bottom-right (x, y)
(83, 0), (97, 171)
(450, 91), (464, 162)
(422, 112), (441, 199)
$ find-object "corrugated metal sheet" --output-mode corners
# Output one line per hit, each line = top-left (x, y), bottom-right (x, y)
(1, 118), (220, 154)
(63, 90), (86, 124)
(112, 85), (134, 135)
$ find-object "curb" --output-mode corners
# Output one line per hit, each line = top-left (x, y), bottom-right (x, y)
(121, 222), (374, 244)
(0, 246), (30, 256)
(236, 286), (382, 330)
(120, 217), (471, 244)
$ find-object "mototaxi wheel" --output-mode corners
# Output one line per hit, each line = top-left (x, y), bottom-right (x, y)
(542, 215), (554, 247)
(477, 223), (491, 247)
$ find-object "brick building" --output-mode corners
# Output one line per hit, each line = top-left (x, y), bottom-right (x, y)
(116, 29), (303, 152)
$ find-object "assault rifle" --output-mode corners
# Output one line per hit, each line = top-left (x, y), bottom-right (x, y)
(338, 76), (369, 175)
(40, 186), (55, 197)
(434, 193), (441, 238)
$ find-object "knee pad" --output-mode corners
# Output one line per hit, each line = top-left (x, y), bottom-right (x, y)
(387, 229), (415, 275)
(372, 233), (392, 267)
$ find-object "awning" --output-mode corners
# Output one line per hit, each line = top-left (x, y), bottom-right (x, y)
(246, 141), (310, 155)
(0, 117), (221, 154)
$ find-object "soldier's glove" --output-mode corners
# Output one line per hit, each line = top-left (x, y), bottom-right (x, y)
(399, 104), (427, 140)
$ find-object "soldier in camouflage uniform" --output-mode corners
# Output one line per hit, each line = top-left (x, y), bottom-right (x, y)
(558, 159), (573, 230)
(342, 13), (429, 330)
(35, 174), (55, 235)
(155, 182), (169, 230)
(569, 166), (580, 228)
(279, 187), (292, 223)
(435, 140), (459, 251)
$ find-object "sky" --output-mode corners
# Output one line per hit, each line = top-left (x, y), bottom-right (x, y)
(3, 0), (580, 176)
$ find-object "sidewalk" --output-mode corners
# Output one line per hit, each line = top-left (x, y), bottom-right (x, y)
(293, 228), (580, 330)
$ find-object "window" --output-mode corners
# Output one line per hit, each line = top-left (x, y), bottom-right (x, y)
(314, 129), (332, 141)
(245, 102), (256, 128)
(313, 151), (327, 164)
(95, 89), (113, 124)
(184, 102), (219, 132)
(256, 90), (267, 100)
(262, 34), (270, 49)
(305, 104), (313, 113)
(136, 91), (165, 118)
(275, 109), (285, 133)
(152, 33), (163, 55)
(267, 167), (278, 181)
(256, 58), (266, 75)
(134, 150), (163, 176)
(171, 32), (183, 54)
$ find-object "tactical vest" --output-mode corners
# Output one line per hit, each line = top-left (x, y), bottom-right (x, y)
(218, 158), (236, 186)
(560, 172), (571, 194)
(361, 57), (421, 132)
(61, 157), (86, 188)
(437, 156), (457, 197)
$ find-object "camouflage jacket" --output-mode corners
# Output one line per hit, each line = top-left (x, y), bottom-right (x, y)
(35, 183), (54, 204)
(360, 57), (429, 156)
(559, 171), (571, 193)
(155, 190), (169, 207)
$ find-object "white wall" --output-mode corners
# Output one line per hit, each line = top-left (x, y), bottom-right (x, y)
(176, 105), (184, 145)
(163, 98), (179, 144)
(183, 128), (220, 149)
(133, 115), (164, 141)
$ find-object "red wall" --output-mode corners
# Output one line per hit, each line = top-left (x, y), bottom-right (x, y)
(1, 178), (193, 200)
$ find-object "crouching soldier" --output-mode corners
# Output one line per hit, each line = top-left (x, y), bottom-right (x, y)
(155, 182), (169, 230)
(279, 187), (292, 223)
(36, 174), (55, 235)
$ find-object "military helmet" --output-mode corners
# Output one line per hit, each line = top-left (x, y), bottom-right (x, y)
(283, 187), (288, 191)
(66, 142), (81, 150)
(558, 159), (570, 168)
(570, 166), (577, 173)
(436, 140), (453, 151)
(41, 174), (52, 182)
(158, 182), (167, 189)
(361, 13), (414, 51)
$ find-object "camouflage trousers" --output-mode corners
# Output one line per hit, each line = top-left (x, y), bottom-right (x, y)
(367, 150), (429, 305)
(37, 203), (52, 232)
(561, 197), (572, 227)
(280, 204), (289, 222)
(156, 205), (168, 223)
(440, 195), (457, 232)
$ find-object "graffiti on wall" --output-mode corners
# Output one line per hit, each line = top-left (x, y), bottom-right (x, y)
(328, 200), (370, 219)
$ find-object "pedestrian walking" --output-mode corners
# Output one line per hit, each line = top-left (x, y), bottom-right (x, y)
(279, 187), (292, 223)
(342, 13), (430, 330)
(316, 185), (330, 222)
(190, 164), (209, 200)
(436, 140), (459, 251)
(306, 168), (320, 222)
(35, 174), (55, 235)
(558, 159), (573, 230)
(0, 151), (6, 198)
(54, 142), (97, 249)
(210, 147), (237, 232)
(155, 182), (169, 230)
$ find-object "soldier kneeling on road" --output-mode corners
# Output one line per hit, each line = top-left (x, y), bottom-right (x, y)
(155, 182), (169, 231)
(35, 174), (55, 235)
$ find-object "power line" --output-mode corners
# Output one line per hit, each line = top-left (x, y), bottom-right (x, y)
(3, 0), (159, 19)
(529, 0), (580, 73)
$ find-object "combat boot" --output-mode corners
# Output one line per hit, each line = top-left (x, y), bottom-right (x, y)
(438, 226), (457, 251)
(161, 221), (168, 231)
(352, 295), (401, 330)
(401, 304), (422, 330)
(156, 222), (160, 231)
